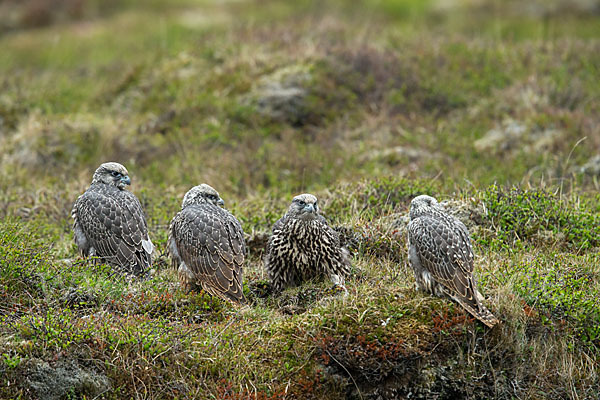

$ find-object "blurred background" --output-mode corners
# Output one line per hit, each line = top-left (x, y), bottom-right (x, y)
(0, 0), (599, 211)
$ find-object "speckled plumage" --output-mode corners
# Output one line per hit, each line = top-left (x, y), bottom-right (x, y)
(168, 184), (246, 303)
(72, 162), (154, 276)
(265, 194), (351, 292)
(407, 195), (499, 328)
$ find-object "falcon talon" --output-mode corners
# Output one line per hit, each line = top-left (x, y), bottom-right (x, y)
(330, 284), (349, 298)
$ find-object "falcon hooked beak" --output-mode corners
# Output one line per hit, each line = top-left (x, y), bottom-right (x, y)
(115, 174), (131, 190)
(121, 175), (131, 186)
(304, 203), (315, 213)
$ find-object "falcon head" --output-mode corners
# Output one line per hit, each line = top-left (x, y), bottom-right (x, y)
(182, 184), (225, 208)
(409, 195), (439, 220)
(92, 162), (131, 190)
(287, 193), (319, 221)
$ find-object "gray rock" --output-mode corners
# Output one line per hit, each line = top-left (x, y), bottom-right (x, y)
(579, 155), (600, 176)
(434, 0), (600, 17)
(384, 198), (485, 240)
(25, 359), (111, 400)
(439, 199), (486, 230)
(474, 119), (527, 153)
(245, 231), (269, 256)
(511, 0), (600, 17)
(361, 146), (436, 165)
(249, 65), (312, 124)
(475, 119), (564, 155)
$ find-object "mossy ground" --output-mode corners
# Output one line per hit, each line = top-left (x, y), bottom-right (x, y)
(1, 0), (599, 399)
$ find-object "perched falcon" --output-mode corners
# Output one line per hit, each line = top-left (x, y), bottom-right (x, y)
(168, 184), (246, 303)
(265, 194), (351, 293)
(407, 195), (499, 328)
(72, 162), (154, 276)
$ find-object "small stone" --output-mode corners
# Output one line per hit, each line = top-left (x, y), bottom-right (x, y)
(579, 155), (600, 176)
(474, 119), (527, 153)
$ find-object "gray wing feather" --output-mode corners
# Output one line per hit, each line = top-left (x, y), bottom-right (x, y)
(72, 185), (152, 275)
(170, 204), (245, 303)
(408, 216), (474, 295)
(408, 215), (498, 327)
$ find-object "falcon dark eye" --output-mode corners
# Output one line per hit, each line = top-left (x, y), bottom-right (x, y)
(110, 171), (120, 177)
(298, 200), (305, 206)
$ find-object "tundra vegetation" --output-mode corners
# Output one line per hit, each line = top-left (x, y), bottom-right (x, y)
(0, 0), (599, 399)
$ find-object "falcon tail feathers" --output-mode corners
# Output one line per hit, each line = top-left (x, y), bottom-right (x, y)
(451, 293), (500, 328)
(202, 283), (246, 305)
(222, 289), (246, 305)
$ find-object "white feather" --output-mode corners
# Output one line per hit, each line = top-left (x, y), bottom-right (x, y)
(142, 237), (154, 254)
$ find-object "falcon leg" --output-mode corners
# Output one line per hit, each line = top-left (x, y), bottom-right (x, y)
(87, 247), (101, 266)
(408, 244), (429, 293)
(73, 224), (89, 256)
(330, 274), (348, 297)
(178, 262), (195, 293)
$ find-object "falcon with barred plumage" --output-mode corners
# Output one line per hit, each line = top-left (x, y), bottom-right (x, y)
(265, 194), (351, 293)
(168, 184), (246, 303)
(407, 195), (499, 328)
(72, 162), (154, 276)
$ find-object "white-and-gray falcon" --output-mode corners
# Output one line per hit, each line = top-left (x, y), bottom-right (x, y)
(265, 194), (351, 293)
(407, 195), (499, 327)
(168, 184), (246, 303)
(72, 162), (154, 276)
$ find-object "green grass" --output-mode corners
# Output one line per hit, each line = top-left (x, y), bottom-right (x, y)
(481, 185), (599, 250)
(512, 253), (600, 347)
(1, 0), (599, 398)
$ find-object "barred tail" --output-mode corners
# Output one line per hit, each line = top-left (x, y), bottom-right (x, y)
(445, 289), (500, 328)
(457, 297), (500, 328)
